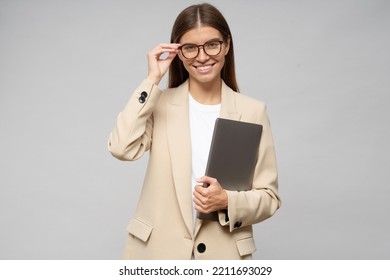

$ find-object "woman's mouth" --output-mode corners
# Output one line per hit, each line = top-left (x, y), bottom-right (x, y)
(194, 64), (215, 73)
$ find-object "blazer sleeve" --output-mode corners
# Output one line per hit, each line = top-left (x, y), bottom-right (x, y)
(108, 79), (162, 161)
(218, 104), (281, 232)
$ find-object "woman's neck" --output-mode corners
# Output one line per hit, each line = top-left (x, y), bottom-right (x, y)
(188, 78), (222, 105)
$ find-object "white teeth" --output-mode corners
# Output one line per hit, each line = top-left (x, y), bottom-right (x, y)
(197, 65), (212, 71)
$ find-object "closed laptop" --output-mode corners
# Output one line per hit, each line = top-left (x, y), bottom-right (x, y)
(198, 118), (263, 220)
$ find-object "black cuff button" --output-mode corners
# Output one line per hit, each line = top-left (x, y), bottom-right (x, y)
(234, 221), (242, 228)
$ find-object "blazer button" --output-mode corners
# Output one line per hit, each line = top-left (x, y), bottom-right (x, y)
(138, 96), (146, 103)
(197, 243), (206, 253)
(140, 91), (148, 98)
(234, 221), (242, 228)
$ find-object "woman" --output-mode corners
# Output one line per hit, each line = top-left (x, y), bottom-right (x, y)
(108, 3), (280, 260)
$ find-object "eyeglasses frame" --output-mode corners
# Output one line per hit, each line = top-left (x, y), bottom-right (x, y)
(178, 40), (225, 59)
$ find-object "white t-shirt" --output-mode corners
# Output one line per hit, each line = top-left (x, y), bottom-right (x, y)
(188, 93), (221, 225)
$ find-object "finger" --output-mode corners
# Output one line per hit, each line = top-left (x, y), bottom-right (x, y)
(193, 196), (211, 213)
(196, 176), (217, 186)
(149, 49), (175, 60)
(150, 44), (180, 54)
(193, 187), (205, 201)
(193, 196), (206, 210)
(158, 43), (181, 49)
(193, 195), (203, 206)
(194, 184), (210, 197)
(194, 201), (213, 214)
(193, 188), (201, 200)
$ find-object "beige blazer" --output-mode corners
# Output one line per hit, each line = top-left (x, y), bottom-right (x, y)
(108, 79), (281, 259)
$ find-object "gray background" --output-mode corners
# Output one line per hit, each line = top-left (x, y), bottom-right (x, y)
(0, 0), (389, 259)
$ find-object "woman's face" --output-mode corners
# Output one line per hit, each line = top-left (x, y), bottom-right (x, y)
(178, 26), (230, 86)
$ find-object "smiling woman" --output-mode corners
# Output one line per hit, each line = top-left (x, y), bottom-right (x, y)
(108, 3), (280, 260)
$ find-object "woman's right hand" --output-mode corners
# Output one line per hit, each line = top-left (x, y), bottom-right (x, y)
(147, 43), (180, 85)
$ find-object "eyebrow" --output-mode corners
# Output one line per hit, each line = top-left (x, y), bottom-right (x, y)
(180, 37), (223, 45)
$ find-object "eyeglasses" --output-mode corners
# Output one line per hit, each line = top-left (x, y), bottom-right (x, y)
(179, 40), (224, 59)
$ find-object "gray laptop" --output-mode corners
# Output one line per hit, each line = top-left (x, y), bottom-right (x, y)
(198, 118), (263, 220)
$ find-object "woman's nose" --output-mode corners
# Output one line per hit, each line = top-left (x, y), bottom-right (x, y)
(196, 47), (209, 62)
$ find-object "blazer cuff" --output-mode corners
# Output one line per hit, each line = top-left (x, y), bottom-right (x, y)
(223, 190), (246, 232)
(218, 209), (229, 226)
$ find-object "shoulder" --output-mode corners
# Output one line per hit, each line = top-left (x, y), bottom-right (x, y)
(237, 93), (268, 123)
(222, 81), (269, 124)
(163, 80), (188, 93)
(223, 82), (266, 110)
(236, 92), (266, 109)
(159, 80), (188, 103)
(141, 81), (187, 115)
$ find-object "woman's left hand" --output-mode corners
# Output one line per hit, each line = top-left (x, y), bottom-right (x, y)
(193, 176), (228, 214)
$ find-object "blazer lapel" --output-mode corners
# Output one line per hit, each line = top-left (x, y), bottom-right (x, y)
(166, 81), (194, 237)
(220, 81), (241, 121)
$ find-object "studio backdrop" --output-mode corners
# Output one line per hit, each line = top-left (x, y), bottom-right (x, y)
(0, 0), (389, 259)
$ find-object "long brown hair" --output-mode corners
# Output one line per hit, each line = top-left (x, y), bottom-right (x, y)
(169, 3), (239, 92)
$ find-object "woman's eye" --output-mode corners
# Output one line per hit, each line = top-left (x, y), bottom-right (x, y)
(183, 45), (197, 52)
(206, 42), (220, 48)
